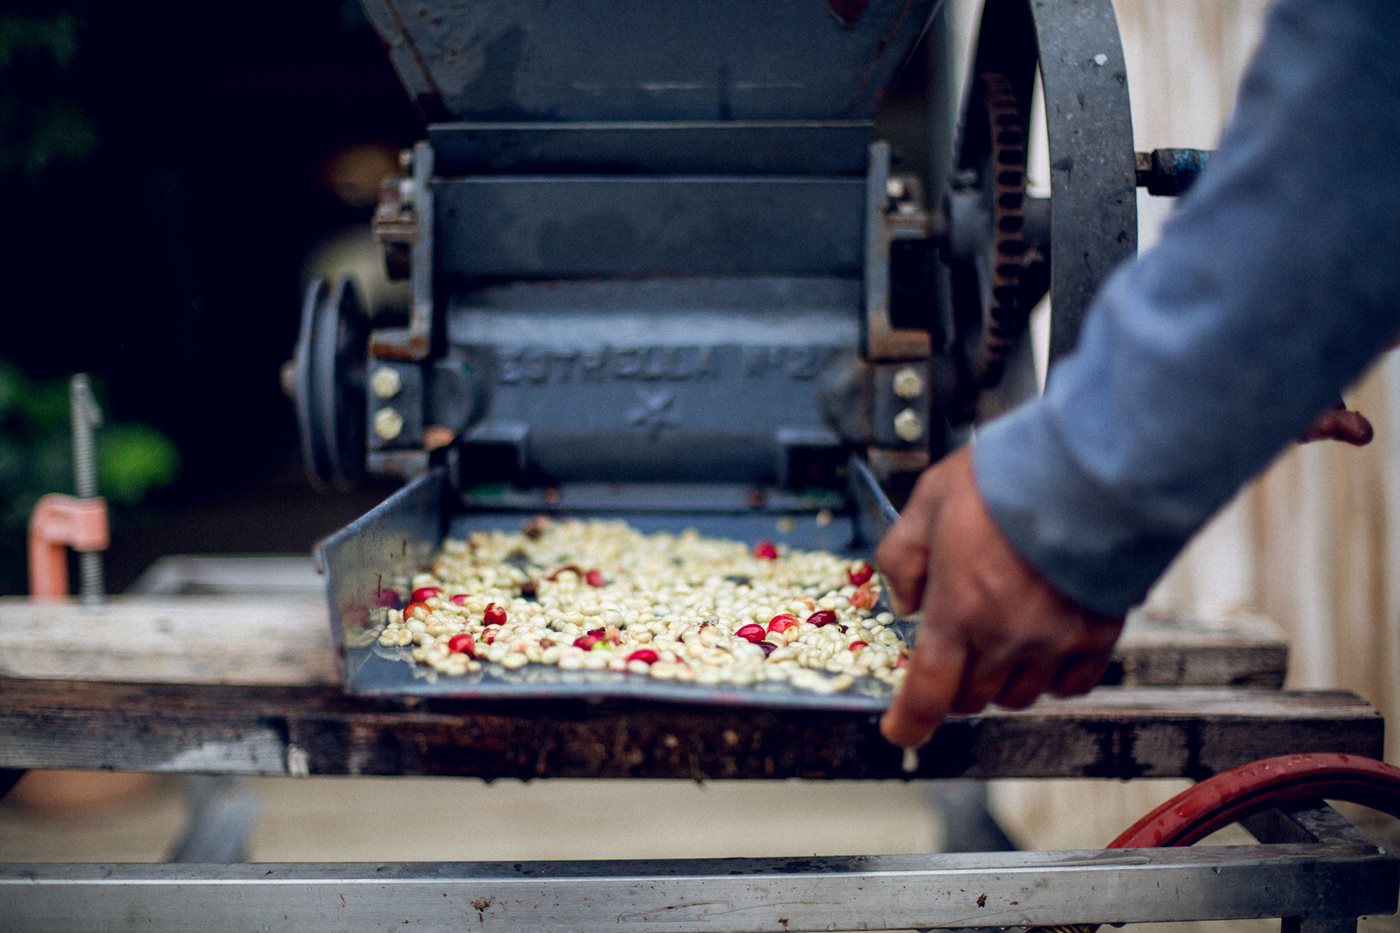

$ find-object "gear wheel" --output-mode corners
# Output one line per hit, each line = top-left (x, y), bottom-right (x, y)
(973, 70), (1030, 392)
(944, 0), (1138, 429)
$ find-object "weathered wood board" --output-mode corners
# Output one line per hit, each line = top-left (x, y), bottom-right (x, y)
(1109, 606), (1287, 688)
(0, 597), (339, 687)
(0, 595), (1312, 784)
(0, 680), (1376, 781)
(0, 597), (1286, 689)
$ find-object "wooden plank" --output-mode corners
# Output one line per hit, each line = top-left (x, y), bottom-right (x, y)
(0, 680), (1378, 781)
(0, 597), (1286, 689)
(0, 597), (338, 687)
(1111, 607), (1288, 688)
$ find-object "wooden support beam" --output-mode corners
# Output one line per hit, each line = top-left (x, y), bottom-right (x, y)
(0, 680), (1377, 782)
(0, 596), (338, 687)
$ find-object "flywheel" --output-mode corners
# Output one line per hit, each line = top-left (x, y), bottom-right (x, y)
(944, 0), (1138, 423)
(291, 276), (370, 492)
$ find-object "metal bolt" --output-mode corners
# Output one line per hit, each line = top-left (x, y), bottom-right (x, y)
(398, 148), (414, 171)
(893, 408), (924, 443)
(885, 177), (907, 200)
(70, 375), (104, 606)
(892, 366), (924, 400)
(371, 366), (403, 399)
(373, 407), (405, 441)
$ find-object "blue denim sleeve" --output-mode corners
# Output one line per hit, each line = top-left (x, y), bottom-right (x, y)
(971, 0), (1400, 617)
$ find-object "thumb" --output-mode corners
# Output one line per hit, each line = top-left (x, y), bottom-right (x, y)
(875, 466), (945, 616)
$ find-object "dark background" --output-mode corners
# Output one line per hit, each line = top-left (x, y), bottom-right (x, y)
(1, 0), (417, 592)
(0, 1), (944, 594)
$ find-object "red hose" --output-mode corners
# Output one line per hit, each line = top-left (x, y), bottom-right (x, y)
(1109, 753), (1400, 849)
(1024, 755), (1400, 933)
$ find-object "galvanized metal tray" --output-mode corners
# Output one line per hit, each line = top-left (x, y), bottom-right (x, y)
(319, 460), (910, 711)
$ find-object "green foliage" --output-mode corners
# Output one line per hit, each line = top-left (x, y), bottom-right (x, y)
(100, 424), (181, 504)
(0, 363), (180, 593)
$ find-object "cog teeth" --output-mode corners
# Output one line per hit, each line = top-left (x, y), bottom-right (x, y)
(973, 69), (1034, 393)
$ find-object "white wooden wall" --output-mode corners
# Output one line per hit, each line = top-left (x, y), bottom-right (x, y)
(942, 0), (1400, 852)
(1118, 0), (1399, 761)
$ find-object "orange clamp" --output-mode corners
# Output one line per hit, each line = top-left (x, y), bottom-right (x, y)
(27, 493), (109, 600)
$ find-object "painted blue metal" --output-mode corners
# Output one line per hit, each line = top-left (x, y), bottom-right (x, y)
(446, 277), (860, 485)
(360, 0), (943, 122)
(312, 0), (1147, 710)
(428, 122), (874, 176)
(318, 469), (446, 683)
(433, 176), (867, 278)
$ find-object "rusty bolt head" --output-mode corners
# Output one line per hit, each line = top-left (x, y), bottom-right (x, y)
(892, 366), (924, 400)
(373, 407), (405, 441)
(423, 424), (456, 451)
(371, 366), (403, 399)
(893, 408), (924, 443)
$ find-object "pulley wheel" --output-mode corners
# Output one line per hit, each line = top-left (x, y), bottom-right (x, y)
(945, 0), (1138, 422)
(293, 276), (369, 491)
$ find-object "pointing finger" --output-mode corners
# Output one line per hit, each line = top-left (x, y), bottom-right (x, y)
(880, 630), (966, 748)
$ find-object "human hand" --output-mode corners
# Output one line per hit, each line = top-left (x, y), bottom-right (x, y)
(876, 446), (1125, 748)
(1299, 402), (1373, 446)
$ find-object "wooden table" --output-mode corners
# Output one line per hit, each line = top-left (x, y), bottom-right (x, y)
(0, 593), (1393, 932)
(0, 595), (1379, 780)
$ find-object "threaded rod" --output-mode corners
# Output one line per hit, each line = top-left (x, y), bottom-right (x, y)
(70, 375), (104, 605)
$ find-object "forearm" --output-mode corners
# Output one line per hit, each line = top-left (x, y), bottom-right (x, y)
(973, 0), (1400, 616)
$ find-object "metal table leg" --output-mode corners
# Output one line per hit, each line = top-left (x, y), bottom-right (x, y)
(929, 781), (1017, 853)
(1244, 802), (1391, 933)
(166, 776), (261, 863)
